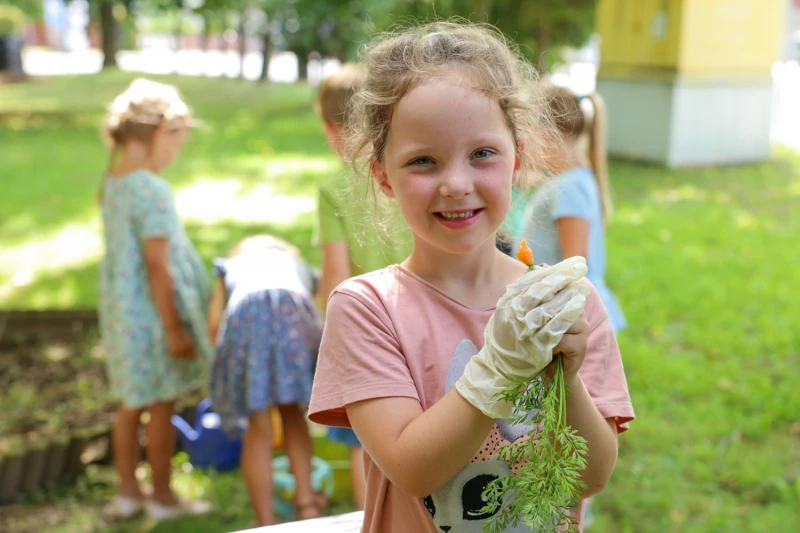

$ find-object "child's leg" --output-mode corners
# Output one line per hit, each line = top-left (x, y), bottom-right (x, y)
(146, 401), (179, 505)
(243, 410), (277, 526)
(277, 404), (322, 519)
(113, 404), (145, 498)
(349, 446), (366, 511)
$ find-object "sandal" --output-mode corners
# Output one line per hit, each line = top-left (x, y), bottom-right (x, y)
(103, 495), (145, 520)
(145, 497), (212, 521)
(294, 491), (328, 520)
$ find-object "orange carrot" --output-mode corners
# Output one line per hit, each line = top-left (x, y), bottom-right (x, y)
(516, 239), (534, 267)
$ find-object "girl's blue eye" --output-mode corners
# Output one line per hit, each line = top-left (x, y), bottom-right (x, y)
(410, 157), (434, 166)
(473, 149), (493, 159)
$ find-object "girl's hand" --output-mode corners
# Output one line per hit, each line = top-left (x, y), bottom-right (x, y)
(167, 327), (195, 359)
(549, 310), (589, 381)
(455, 257), (590, 419)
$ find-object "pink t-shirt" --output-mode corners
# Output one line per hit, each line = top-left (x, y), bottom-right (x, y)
(309, 265), (635, 533)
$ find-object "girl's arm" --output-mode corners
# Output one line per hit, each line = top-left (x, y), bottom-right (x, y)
(318, 241), (351, 312)
(552, 301), (621, 498)
(143, 238), (192, 357)
(321, 261), (597, 500)
(346, 282), (617, 501)
(144, 238), (182, 330)
(557, 217), (590, 259)
(347, 391), (495, 498)
(347, 355), (618, 501)
(564, 376), (619, 498)
(207, 278), (226, 343)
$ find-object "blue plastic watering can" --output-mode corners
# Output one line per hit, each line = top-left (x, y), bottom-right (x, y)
(171, 398), (243, 471)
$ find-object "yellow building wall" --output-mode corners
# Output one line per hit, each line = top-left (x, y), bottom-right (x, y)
(598, 0), (785, 79)
(597, 0), (682, 70)
(679, 0), (784, 75)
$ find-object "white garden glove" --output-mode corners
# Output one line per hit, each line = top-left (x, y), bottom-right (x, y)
(455, 257), (591, 419)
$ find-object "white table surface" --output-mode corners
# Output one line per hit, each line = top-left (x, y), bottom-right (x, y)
(236, 511), (364, 532)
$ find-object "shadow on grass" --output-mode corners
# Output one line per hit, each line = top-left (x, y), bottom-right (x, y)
(4, 219), (319, 310)
(0, 73), (329, 248)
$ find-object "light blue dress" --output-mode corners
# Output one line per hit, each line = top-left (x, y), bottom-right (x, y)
(517, 167), (627, 332)
(99, 170), (213, 409)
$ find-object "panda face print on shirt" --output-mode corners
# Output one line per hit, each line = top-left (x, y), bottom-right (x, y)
(423, 339), (537, 533)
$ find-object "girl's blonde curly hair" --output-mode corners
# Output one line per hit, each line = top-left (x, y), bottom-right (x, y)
(99, 79), (193, 197)
(340, 20), (551, 240)
(344, 20), (548, 183)
(104, 78), (191, 147)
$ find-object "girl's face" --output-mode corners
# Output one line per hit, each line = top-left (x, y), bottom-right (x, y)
(149, 122), (188, 172)
(373, 73), (520, 256)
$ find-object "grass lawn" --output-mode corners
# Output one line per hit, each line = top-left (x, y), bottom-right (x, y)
(0, 70), (334, 308)
(1, 71), (799, 532)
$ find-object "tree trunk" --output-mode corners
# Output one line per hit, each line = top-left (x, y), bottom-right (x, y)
(238, 10), (247, 79)
(173, 10), (182, 52)
(411, 0), (424, 18)
(0, 35), (24, 75)
(475, 0), (493, 19)
(100, 0), (119, 69)
(535, 0), (552, 74)
(200, 13), (210, 52)
(260, 30), (272, 82)
(537, 22), (551, 74)
(294, 48), (308, 80)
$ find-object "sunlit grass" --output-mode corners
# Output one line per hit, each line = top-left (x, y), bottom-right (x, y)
(0, 155), (336, 307)
(0, 72), (330, 308)
(595, 150), (800, 532)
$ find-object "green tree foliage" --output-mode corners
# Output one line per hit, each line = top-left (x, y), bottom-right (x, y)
(127, 0), (595, 78)
(7, 0), (42, 19)
(0, 4), (27, 37)
(374, 0), (596, 72)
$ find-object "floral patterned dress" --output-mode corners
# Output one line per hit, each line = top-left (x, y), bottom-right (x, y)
(99, 170), (212, 409)
(210, 247), (322, 436)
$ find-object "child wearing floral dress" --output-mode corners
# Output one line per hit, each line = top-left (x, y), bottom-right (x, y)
(99, 79), (213, 521)
(207, 235), (325, 526)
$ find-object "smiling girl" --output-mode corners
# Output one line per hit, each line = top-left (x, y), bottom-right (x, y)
(308, 23), (634, 532)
